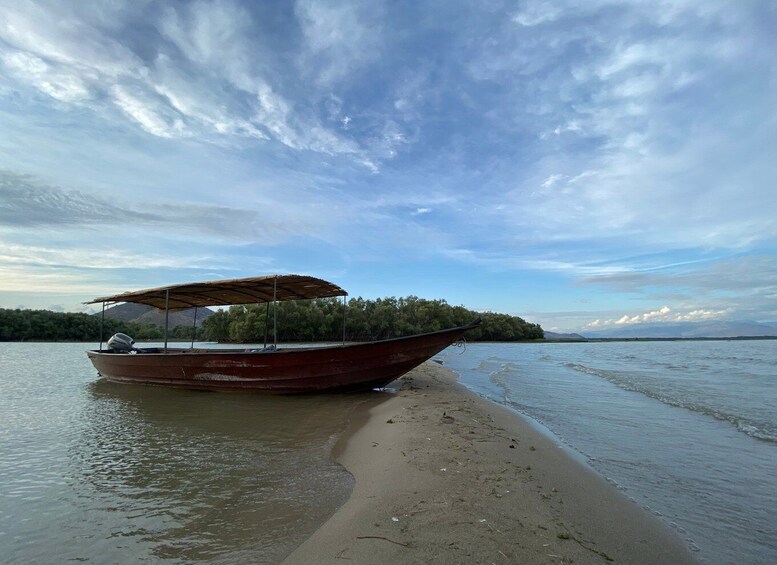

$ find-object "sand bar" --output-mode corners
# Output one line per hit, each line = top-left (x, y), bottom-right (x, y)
(283, 362), (698, 564)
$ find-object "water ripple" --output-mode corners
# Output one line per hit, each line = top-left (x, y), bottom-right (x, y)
(563, 361), (777, 443)
(0, 343), (361, 564)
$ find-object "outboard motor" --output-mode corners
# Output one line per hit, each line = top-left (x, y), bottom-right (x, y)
(107, 333), (135, 353)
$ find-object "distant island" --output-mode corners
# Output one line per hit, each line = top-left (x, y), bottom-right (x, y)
(93, 302), (214, 330)
(0, 296), (544, 342)
(545, 323), (777, 341)
(581, 320), (777, 339)
(543, 331), (586, 341)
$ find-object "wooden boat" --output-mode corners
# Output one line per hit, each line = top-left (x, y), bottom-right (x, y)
(86, 275), (480, 393)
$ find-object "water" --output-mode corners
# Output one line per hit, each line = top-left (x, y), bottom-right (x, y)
(437, 340), (777, 565)
(4, 340), (775, 564)
(0, 342), (366, 564)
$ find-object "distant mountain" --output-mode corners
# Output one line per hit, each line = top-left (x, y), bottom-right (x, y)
(544, 331), (585, 340)
(582, 320), (777, 339)
(97, 303), (214, 328)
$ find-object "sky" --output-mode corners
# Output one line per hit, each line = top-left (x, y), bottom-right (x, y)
(0, 0), (775, 333)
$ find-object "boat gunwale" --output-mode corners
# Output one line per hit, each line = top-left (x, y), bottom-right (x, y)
(87, 320), (481, 357)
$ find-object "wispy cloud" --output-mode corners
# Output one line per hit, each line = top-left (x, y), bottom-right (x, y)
(463, 0), (777, 253)
(0, 170), (156, 226)
(578, 255), (777, 297)
(1, 51), (92, 102)
(0, 169), (332, 242)
(540, 174), (563, 189)
(0, 264), (114, 294)
(295, 0), (384, 86)
(0, 242), (217, 271)
(110, 84), (190, 139)
(0, 0), (371, 161)
(512, 0), (565, 27)
(0, 1), (774, 325)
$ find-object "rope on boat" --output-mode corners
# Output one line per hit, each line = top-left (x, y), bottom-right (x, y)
(453, 337), (468, 354)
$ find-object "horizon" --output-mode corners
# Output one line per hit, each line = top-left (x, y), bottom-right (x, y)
(1, 1), (775, 333)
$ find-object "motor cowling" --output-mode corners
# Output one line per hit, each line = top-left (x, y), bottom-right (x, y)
(107, 333), (135, 352)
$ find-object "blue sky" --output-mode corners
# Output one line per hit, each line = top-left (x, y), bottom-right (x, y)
(0, 0), (775, 332)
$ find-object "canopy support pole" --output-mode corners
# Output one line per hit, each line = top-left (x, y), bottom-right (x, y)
(99, 302), (105, 351)
(190, 306), (198, 349)
(273, 277), (277, 347)
(263, 301), (270, 349)
(342, 295), (347, 345)
(164, 289), (170, 353)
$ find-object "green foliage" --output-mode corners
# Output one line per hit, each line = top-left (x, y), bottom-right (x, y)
(201, 296), (544, 343)
(0, 298), (544, 343)
(0, 308), (164, 342)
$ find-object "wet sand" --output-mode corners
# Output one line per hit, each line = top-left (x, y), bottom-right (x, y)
(283, 361), (698, 564)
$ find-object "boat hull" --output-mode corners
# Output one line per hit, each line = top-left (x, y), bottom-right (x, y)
(87, 322), (478, 393)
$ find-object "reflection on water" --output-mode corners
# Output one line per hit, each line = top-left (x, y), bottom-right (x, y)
(0, 343), (384, 564)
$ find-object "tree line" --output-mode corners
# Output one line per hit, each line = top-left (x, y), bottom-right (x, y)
(0, 297), (543, 342)
(0, 308), (168, 342)
(201, 296), (543, 342)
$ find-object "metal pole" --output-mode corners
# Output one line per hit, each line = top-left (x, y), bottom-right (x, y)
(273, 277), (277, 347)
(164, 289), (170, 352)
(190, 306), (198, 349)
(263, 301), (270, 348)
(342, 295), (347, 345)
(99, 302), (105, 351)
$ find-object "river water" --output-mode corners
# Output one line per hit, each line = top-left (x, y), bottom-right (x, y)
(0, 342), (361, 564)
(437, 340), (777, 565)
(3, 340), (775, 564)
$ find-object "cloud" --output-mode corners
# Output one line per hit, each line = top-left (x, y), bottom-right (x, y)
(0, 169), (331, 242)
(0, 242), (217, 271)
(578, 255), (777, 297)
(0, 263), (118, 294)
(295, 0), (384, 86)
(0, 170), (156, 227)
(111, 84), (189, 138)
(673, 308), (733, 322)
(253, 83), (362, 156)
(540, 174), (563, 188)
(0, 1), (774, 326)
(614, 305), (672, 325)
(584, 305), (734, 328)
(1, 51), (91, 102)
(463, 0), (777, 252)
(157, 0), (255, 78)
(0, 1), (143, 78)
(0, 0), (371, 163)
(512, 0), (564, 27)
(0, 167), (463, 265)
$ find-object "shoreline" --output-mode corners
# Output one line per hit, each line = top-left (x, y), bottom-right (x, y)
(283, 362), (697, 564)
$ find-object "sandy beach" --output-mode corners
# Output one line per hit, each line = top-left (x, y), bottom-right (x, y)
(283, 361), (697, 564)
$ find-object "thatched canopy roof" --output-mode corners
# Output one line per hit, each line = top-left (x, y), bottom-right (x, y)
(86, 275), (347, 310)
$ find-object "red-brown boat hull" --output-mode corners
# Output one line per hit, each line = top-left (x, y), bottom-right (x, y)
(87, 321), (478, 393)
